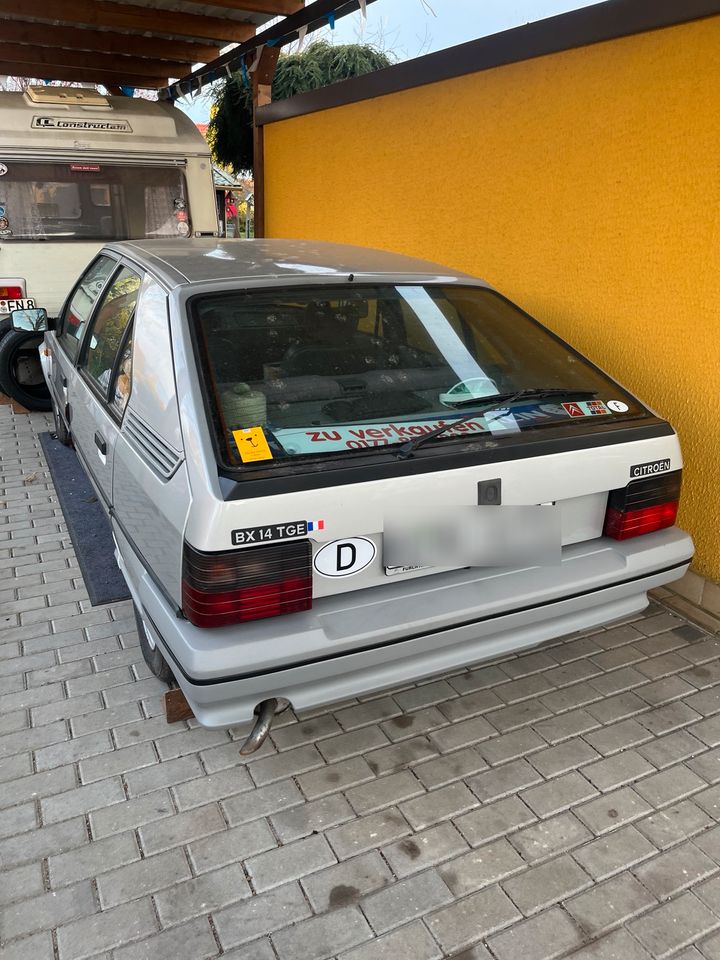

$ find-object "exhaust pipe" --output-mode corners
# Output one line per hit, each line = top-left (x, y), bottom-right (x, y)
(238, 698), (282, 756)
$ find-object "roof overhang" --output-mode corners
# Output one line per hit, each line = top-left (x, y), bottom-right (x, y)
(0, 0), (306, 90)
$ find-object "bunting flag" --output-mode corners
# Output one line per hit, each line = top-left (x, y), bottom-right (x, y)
(164, 2), (369, 101)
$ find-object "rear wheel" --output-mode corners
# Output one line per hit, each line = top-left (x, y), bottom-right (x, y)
(134, 602), (174, 684)
(0, 329), (51, 410)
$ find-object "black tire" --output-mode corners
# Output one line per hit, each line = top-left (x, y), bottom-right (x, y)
(0, 329), (52, 411)
(134, 602), (174, 684)
(52, 395), (72, 447)
(0, 318), (11, 344)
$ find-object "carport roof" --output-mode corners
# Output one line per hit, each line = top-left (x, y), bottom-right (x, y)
(1, 0), (305, 90)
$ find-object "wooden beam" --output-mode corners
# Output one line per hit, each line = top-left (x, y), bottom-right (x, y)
(0, 62), (168, 89)
(165, 0), (379, 98)
(0, 20), (221, 63)
(0, 1), (256, 43)
(194, 0), (303, 13)
(0, 43), (190, 77)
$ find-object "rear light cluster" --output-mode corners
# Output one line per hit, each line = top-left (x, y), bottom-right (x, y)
(0, 285), (23, 299)
(603, 470), (681, 541)
(182, 540), (312, 628)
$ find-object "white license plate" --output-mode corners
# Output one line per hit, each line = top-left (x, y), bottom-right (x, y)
(385, 564), (431, 577)
(0, 298), (35, 313)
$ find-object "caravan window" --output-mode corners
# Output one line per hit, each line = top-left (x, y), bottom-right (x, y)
(0, 162), (190, 241)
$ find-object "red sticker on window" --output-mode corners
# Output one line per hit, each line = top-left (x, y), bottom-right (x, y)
(562, 402), (584, 418)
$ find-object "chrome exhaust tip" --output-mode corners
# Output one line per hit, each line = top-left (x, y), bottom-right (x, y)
(238, 697), (288, 755)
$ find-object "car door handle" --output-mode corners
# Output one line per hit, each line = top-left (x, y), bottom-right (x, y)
(94, 432), (107, 456)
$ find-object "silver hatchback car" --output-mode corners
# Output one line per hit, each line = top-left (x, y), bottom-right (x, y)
(22, 239), (693, 738)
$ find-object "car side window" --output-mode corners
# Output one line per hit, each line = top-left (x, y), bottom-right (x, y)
(58, 256), (116, 361)
(81, 266), (142, 396)
(111, 331), (133, 417)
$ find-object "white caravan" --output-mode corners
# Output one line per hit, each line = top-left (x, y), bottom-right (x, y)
(0, 85), (217, 407)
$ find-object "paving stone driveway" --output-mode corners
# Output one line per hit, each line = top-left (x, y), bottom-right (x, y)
(3, 405), (720, 960)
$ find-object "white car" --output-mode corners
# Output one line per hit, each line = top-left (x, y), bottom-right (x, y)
(15, 238), (694, 749)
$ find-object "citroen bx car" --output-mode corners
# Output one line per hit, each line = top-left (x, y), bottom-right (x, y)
(20, 239), (694, 733)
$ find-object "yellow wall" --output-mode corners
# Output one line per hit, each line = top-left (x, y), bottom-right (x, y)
(264, 17), (720, 579)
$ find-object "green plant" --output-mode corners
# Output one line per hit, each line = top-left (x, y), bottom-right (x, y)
(208, 41), (393, 174)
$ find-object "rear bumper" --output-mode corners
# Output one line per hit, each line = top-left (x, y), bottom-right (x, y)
(116, 525), (693, 727)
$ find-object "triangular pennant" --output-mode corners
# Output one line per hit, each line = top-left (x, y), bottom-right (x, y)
(249, 45), (264, 72)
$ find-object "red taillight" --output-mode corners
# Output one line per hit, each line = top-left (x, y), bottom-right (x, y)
(603, 470), (681, 541)
(0, 285), (23, 299)
(182, 540), (312, 628)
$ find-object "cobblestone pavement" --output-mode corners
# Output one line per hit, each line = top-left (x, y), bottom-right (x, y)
(3, 405), (720, 960)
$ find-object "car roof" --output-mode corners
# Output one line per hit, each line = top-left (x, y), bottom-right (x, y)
(103, 238), (482, 288)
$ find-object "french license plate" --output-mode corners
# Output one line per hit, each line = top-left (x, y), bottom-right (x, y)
(0, 298), (35, 313)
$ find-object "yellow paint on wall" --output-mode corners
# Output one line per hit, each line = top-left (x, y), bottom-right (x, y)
(264, 17), (720, 579)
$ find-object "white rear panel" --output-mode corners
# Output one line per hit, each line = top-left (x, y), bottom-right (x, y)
(185, 430), (682, 599)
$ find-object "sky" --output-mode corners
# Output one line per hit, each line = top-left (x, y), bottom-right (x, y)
(177, 0), (603, 124)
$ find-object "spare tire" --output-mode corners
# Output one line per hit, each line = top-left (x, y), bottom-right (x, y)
(0, 329), (51, 411)
(0, 318), (11, 344)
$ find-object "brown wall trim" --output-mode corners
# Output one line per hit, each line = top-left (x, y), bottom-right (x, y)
(257, 0), (720, 126)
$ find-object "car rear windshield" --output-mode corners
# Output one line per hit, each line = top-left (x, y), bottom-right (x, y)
(0, 162), (190, 241)
(190, 284), (645, 468)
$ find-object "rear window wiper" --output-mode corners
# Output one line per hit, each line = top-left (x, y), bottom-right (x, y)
(446, 387), (598, 408)
(395, 387), (598, 459)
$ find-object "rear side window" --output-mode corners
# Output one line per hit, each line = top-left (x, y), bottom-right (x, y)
(58, 256), (116, 360)
(82, 266), (141, 396)
(190, 284), (646, 469)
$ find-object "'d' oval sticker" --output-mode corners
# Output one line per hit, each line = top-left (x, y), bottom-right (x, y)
(313, 537), (376, 578)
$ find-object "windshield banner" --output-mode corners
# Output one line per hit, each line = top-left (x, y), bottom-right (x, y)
(273, 402), (580, 454)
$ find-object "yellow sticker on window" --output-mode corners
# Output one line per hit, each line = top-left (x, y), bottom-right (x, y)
(232, 427), (273, 463)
